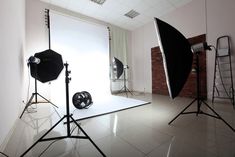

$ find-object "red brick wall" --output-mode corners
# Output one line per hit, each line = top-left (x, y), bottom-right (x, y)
(151, 34), (207, 99)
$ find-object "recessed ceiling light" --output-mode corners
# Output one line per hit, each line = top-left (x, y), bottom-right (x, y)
(90, 0), (106, 5)
(124, 9), (140, 19)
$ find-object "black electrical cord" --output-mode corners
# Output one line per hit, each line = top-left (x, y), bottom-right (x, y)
(0, 151), (9, 157)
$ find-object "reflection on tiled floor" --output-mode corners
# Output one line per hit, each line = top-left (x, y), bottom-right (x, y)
(3, 93), (235, 157)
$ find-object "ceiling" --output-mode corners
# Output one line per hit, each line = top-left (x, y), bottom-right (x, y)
(41, 0), (193, 31)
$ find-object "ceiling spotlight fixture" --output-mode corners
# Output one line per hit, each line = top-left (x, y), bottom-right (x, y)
(124, 9), (140, 19)
(90, 0), (106, 5)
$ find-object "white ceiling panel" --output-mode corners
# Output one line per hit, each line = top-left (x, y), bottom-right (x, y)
(102, 1), (130, 15)
(50, 0), (71, 8)
(168, 0), (193, 8)
(144, 0), (175, 18)
(116, 0), (142, 7)
(133, 1), (153, 13)
(144, 0), (165, 5)
(40, 0), (193, 31)
(134, 14), (152, 24)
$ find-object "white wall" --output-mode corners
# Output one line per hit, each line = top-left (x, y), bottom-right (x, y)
(206, 0), (235, 98)
(131, 22), (158, 92)
(131, 0), (206, 93)
(0, 0), (25, 148)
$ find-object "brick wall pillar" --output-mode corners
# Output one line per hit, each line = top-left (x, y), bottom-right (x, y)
(151, 34), (207, 99)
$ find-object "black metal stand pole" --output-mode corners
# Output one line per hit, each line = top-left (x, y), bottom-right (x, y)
(168, 53), (235, 132)
(20, 63), (106, 157)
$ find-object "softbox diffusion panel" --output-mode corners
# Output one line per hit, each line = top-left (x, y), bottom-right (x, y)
(30, 49), (64, 83)
(113, 57), (124, 79)
(154, 18), (193, 98)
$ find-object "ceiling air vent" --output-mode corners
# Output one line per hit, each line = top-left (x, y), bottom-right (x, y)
(90, 0), (106, 5)
(124, 9), (140, 19)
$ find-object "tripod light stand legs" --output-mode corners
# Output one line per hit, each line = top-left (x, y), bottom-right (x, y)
(20, 93), (36, 119)
(20, 93), (59, 119)
(169, 99), (235, 132)
(37, 93), (58, 108)
(118, 69), (133, 97)
(169, 53), (235, 132)
(20, 63), (106, 157)
(119, 85), (133, 97)
(202, 100), (235, 132)
(20, 114), (106, 157)
(70, 116), (106, 156)
(168, 98), (197, 125)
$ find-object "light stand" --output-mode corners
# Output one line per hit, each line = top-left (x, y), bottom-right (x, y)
(20, 63), (58, 119)
(169, 52), (235, 132)
(20, 63), (106, 157)
(20, 9), (59, 119)
(118, 65), (133, 97)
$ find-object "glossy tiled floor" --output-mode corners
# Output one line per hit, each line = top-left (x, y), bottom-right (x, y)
(4, 93), (235, 157)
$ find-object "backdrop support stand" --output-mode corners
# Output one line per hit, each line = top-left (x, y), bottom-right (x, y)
(169, 53), (235, 132)
(20, 63), (106, 157)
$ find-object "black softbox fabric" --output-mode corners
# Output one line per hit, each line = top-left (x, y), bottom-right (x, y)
(30, 49), (64, 83)
(154, 18), (193, 98)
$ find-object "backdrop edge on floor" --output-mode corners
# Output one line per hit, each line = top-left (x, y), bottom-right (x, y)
(71, 95), (151, 121)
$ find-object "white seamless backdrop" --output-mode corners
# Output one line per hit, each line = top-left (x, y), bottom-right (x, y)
(50, 11), (110, 105)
